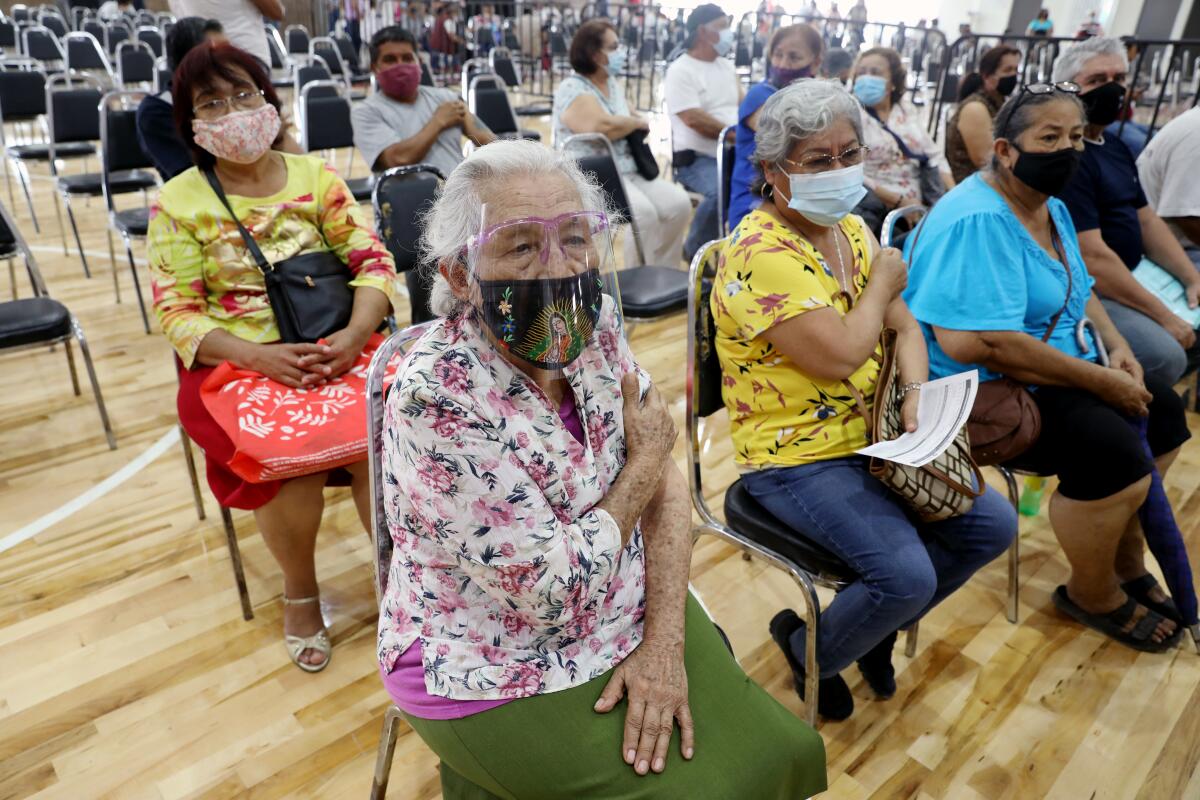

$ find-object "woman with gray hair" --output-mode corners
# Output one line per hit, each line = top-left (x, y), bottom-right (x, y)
(711, 80), (1015, 721)
(379, 140), (826, 799)
(904, 84), (1188, 654)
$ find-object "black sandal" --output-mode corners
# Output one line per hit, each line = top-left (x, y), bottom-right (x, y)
(1052, 586), (1181, 653)
(1120, 575), (1183, 624)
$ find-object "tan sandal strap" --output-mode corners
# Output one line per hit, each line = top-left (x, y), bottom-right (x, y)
(282, 594), (320, 606)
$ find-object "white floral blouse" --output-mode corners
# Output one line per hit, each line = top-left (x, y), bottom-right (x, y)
(379, 297), (650, 701)
(860, 99), (950, 207)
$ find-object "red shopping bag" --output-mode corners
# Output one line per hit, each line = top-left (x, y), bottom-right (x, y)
(199, 333), (401, 483)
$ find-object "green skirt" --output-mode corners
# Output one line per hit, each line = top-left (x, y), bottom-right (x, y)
(404, 594), (827, 800)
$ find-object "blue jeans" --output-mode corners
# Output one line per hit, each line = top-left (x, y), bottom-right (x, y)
(674, 154), (720, 262)
(1100, 297), (1194, 386)
(741, 457), (1016, 677)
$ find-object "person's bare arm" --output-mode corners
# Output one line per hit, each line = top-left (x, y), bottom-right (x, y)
(1077, 228), (1181, 322)
(885, 299), (928, 431)
(375, 102), (464, 170)
(560, 93), (647, 142)
(462, 112), (496, 146)
(957, 100), (994, 170)
(1139, 204), (1200, 305)
(675, 107), (725, 140)
(250, 0), (285, 21)
(1164, 216), (1200, 250)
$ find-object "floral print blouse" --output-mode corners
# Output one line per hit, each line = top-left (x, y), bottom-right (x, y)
(711, 208), (881, 467)
(860, 99), (950, 207)
(148, 153), (400, 367)
(379, 297), (651, 700)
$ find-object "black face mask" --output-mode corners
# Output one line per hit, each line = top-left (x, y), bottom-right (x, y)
(996, 74), (1018, 96)
(1080, 80), (1125, 126)
(1009, 144), (1081, 196)
(475, 269), (603, 370)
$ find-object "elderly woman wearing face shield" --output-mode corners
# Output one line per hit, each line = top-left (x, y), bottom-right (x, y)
(711, 80), (1015, 722)
(378, 140), (826, 800)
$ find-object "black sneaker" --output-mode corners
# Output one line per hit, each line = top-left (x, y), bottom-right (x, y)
(856, 630), (898, 699)
(769, 609), (854, 721)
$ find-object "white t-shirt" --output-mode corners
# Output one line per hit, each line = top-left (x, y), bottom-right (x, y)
(169, 0), (271, 68)
(663, 54), (739, 159)
(1138, 107), (1200, 236)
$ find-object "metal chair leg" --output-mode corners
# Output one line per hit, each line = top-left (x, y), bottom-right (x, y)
(123, 234), (150, 334)
(15, 160), (40, 233)
(63, 195), (91, 278)
(220, 505), (254, 620)
(106, 226), (121, 304)
(70, 319), (116, 450)
(999, 466), (1021, 624)
(370, 704), (405, 800)
(904, 621), (919, 658)
(179, 424), (206, 521)
(789, 568), (822, 727)
(63, 335), (81, 395)
(52, 187), (67, 256)
(7, 257), (15, 300)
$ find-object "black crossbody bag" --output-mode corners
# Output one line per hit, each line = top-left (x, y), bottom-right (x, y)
(203, 168), (355, 343)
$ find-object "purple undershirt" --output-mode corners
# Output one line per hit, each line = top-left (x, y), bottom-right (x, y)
(382, 389), (587, 719)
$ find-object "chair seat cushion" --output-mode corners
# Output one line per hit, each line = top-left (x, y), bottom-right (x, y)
(57, 170), (157, 196)
(514, 103), (552, 116)
(113, 207), (149, 237)
(346, 175), (375, 203)
(7, 141), (95, 161)
(618, 266), (688, 317)
(0, 240), (17, 258)
(0, 297), (72, 348)
(519, 129), (541, 141)
(724, 479), (857, 584)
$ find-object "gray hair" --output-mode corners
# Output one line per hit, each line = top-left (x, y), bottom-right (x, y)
(1052, 36), (1128, 83)
(419, 139), (611, 317)
(752, 78), (863, 167)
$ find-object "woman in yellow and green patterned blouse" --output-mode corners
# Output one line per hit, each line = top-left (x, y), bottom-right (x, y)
(710, 79), (1014, 721)
(148, 43), (399, 674)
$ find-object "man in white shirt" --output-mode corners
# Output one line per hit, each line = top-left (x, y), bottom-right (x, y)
(168, 0), (283, 70)
(663, 3), (741, 260)
(1138, 106), (1200, 257)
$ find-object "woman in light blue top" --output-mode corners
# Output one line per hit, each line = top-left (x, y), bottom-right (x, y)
(552, 19), (691, 266)
(903, 85), (1189, 654)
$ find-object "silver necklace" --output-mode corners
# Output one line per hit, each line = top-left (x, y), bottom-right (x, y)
(830, 228), (851, 294)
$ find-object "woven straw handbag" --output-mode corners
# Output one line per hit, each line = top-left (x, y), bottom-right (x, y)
(845, 327), (984, 522)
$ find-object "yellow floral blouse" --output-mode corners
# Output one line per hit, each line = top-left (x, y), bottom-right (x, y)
(711, 208), (881, 467)
(148, 153), (400, 367)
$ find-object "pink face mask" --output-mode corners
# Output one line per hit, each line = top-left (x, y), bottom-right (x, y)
(376, 62), (422, 101)
(191, 103), (282, 164)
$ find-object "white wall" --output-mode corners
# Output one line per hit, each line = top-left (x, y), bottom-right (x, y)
(929, 0), (1152, 36)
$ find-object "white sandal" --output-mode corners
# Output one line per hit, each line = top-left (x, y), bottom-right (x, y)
(282, 594), (332, 673)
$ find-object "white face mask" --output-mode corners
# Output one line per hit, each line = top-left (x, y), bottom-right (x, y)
(714, 26), (734, 56)
(781, 163), (867, 227)
(605, 45), (627, 75)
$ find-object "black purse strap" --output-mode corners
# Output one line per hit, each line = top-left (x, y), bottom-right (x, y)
(866, 106), (929, 166)
(202, 167), (276, 276)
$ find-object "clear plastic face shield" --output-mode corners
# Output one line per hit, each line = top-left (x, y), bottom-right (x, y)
(460, 206), (624, 374)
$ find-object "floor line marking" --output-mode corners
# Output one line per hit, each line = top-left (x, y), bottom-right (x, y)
(0, 426), (179, 555)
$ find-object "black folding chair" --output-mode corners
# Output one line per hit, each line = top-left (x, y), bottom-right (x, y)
(46, 72), (156, 279)
(298, 80), (373, 202)
(459, 57), (495, 97)
(716, 123), (735, 237)
(467, 74), (540, 141)
(487, 45), (520, 87)
(37, 11), (67, 40)
(285, 24), (310, 56)
(562, 133), (689, 322)
(1, 19), (22, 51)
(0, 196), (116, 450)
(105, 22), (129, 55)
(372, 165), (445, 325)
(82, 19), (106, 48)
(116, 40), (154, 87)
(100, 89), (155, 333)
(64, 31), (113, 81)
(22, 25), (65, 66)
(135, 25), (162, 58)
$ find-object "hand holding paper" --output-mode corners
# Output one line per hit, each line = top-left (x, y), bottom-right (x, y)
(857, 371), (979, 468)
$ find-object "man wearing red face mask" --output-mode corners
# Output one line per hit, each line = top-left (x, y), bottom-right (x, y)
(352, 26), (495, 177)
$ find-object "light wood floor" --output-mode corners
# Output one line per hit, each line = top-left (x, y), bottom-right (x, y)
(2, 120), (1200, 800)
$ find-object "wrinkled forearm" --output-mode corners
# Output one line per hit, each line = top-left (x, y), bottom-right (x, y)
(636, 464), (691, 649)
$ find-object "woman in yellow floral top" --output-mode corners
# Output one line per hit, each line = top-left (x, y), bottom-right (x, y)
(149, 43), (399, 673)
(711, 80), (1014, 721)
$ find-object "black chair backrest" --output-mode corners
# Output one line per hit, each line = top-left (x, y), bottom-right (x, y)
(103, 106), (151, 172)
(375, 167), (444, 325)
(492, 54), (519, 87)
(286, 26), (309, 55)
(26, 28), (63, 62)
(106, 23), (129, 53)
(12, 7), (31, 23)
(304, 93), (352, 151)
(313, 40), (342, 75)
(691, 244), (725, 419)
(0, 70), (47, 120)
(136, 27), (162, 57)
(266, 29), (285, 69)
(40, 14), (67, 38)
(118, 43), (154, 83)
(575, 152), (634, 225)
(474, 25), (494, 46)
(0, 21), (17, 49)
(334, 34), (359, 70)
(51, 86), (102, 143)
(66, 34), (107, 70)
(296, 63), (334, 95)
(82, 20), (105, 43)
(472, 87), (516, 135)
(420, 60), (434, 86)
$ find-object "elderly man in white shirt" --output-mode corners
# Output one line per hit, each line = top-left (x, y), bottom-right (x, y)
(663, 3), (741, 260)
(1138, 106), (1200, 257)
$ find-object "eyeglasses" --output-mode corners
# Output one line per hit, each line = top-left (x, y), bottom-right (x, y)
(784, 145), (869, 173)
(467, 211), (611, 276)
(193, 90), (267, 120)
(1002, 81), (1081, 137)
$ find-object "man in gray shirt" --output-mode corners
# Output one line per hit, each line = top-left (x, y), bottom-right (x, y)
(353, 26), (494, 176)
